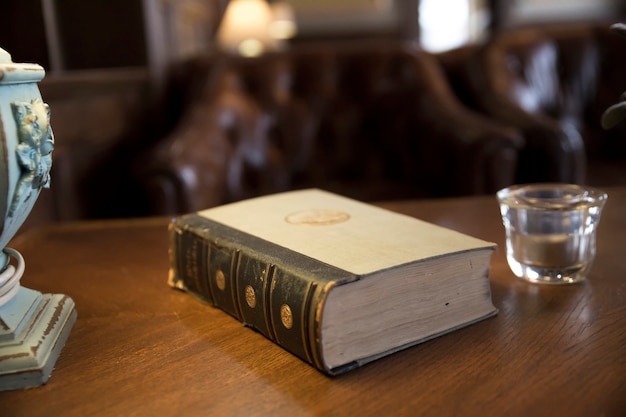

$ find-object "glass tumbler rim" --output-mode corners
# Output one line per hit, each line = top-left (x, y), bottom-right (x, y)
(496, 183), (608, 211)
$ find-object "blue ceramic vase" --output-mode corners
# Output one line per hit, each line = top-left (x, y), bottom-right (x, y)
(0, 46), (76, 391)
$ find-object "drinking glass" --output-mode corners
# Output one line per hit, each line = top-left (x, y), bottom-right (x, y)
(497, 183), (607, 284)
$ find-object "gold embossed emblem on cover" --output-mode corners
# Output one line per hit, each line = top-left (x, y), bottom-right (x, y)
(285, 209), (350, 226)
(280, 304), (293, 329)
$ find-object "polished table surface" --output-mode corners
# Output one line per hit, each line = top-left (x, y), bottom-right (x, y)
(2, 188), (626, 417)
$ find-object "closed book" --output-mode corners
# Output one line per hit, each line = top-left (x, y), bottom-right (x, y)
(168, 189), (497, 375)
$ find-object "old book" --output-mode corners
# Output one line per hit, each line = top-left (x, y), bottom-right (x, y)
(168, 189), (497, 375)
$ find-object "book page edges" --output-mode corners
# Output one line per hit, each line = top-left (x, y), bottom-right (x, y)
(318, 248), (497, 373)
(326, 308), (498, 376)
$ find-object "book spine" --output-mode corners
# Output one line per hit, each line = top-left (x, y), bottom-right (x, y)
(168, 215), (357, 375)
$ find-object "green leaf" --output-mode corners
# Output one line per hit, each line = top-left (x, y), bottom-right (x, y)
(602, 101), (626, 129)
(609, 23), (626, 39)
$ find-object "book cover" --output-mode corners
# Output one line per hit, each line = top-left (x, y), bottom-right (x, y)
(168, 189), (497, 375)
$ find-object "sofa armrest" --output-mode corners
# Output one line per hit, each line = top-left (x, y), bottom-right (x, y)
(404, 51), (525, 195)
(414, 101), (524, 195)
(456, 31), (590, 184)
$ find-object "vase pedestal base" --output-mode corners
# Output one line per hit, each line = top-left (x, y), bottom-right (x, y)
(0, 287), (76, 391)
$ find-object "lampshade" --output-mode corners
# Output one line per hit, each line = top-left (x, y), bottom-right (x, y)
(216, 0), (278, 57)
(216, 0), (297, 57)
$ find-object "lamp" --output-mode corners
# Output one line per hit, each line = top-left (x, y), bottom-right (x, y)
(216, 0), (297, 57)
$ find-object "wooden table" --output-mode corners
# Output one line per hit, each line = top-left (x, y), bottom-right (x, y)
(2, 188), (625, 417)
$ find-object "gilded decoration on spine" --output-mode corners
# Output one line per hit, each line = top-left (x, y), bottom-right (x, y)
(280, 304), (293, 329)
(215, 269), (226, 290)
(245, 285), (256, 308)
(9, 99), (54, 217)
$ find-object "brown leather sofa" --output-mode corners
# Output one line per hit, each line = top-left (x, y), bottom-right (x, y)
(440, 23), (626, 186)
(136, 42), (523, 215)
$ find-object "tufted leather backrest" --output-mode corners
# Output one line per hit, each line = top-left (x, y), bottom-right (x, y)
(137, 42), (522, 214)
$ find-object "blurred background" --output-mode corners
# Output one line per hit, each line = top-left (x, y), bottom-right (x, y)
(3, 1), (624, 76)
(1, 0), (625, 230)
